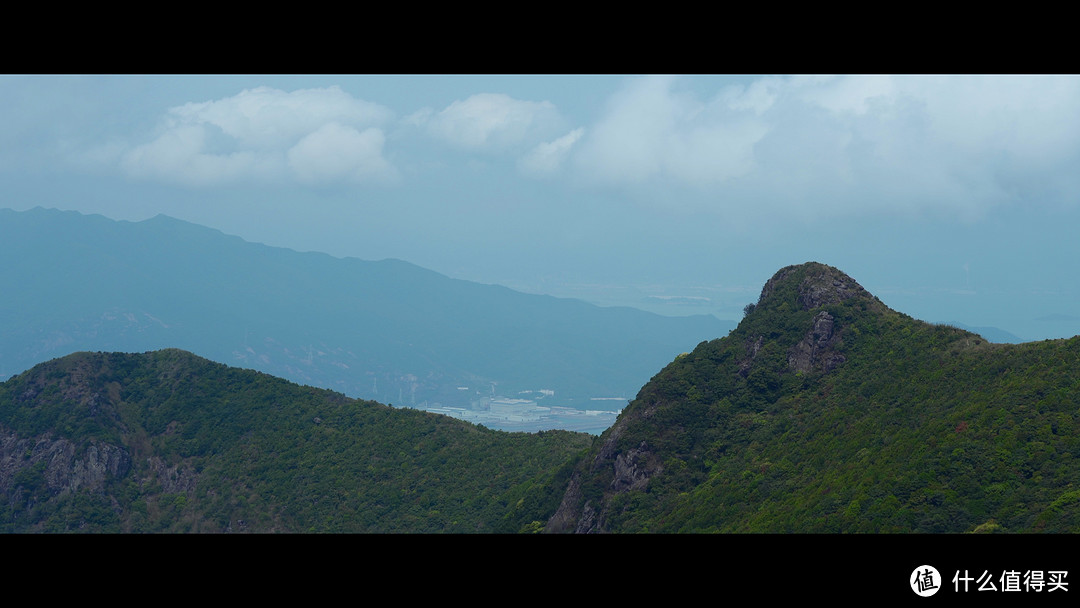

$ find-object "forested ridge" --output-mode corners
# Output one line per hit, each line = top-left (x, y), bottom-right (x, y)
(547, 262), (1080, 533)
(0, 349), (590, 533)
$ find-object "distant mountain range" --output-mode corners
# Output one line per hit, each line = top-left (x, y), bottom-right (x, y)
(0, 207), (732, 410)
(942, 322), (1024, 345)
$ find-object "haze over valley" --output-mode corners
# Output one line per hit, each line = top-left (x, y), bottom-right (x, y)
(1, 207), (731, 433)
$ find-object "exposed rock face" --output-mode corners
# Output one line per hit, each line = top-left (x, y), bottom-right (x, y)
(45, 439), (132, 494)
(545, 472), (607, 534)
(611, 441), (660, 493)
(574, 501), (599, 534)
(145, 456), (198, 494)
(796, 275), (866, 310)
(544, 471), (585, 533)
(758, 262), (882, 312)
(788, 310), (846, 373)
(758, 262), (883, 376)
(0, 430), (131, 495)
(739, 335), (765, 377)
(545, 413), (663, 533)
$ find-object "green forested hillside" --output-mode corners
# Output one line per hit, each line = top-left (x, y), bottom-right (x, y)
(546, 262), (1080, 533)
(0, 349), (591, 533)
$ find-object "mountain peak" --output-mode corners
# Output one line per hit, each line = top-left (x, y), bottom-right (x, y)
(755, 261), (883, 313)
(547, 262), (1080, 533)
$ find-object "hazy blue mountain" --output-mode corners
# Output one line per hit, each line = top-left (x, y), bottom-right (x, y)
(0, 207), (732, 411)
(945, 322), (1025, 344)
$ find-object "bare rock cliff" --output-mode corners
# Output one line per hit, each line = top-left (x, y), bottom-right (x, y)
(0, 429), (131, 495)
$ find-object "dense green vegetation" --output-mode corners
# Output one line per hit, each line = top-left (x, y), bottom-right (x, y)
(0, 349), (591, 533)
(549, 262), (1080, 533)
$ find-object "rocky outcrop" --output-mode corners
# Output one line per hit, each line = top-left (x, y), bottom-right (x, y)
(574, 501), (600, 534)
(756, 263), (880, 376)
(0, 429), (131, 495)
(757, 262), (883, 313)
(543, 472), (604, 534)
(795, 274), (868, 311)
(0, 425), (196, 510)
(144, 456), (198, 494)
(544, 470), (584, 533)
(611, 441), (660, 492)
(545, 406), (664, 533)
(788, 310), (846, 373)
(738, 335), (765, 377)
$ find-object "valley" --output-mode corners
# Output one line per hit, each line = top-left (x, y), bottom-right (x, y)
(0, 207), (730, 422)
(415, 398), (620, 434)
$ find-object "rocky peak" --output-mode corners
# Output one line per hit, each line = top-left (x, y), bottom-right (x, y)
(742, 263), (888, 377)
(756, 262), (882, 313)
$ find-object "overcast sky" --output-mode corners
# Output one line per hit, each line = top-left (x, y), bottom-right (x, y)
(4, 74), (1080, 340)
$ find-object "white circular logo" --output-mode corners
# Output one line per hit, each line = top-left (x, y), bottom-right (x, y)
(911, 565), (941, 597)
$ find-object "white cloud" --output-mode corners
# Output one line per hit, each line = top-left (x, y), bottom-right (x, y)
(167, 86), (392, 149)
(786, 74), (897, 115)
(89, 76), (1080, 221)
(518, 128), (584, 177)
(422, 93), (565, 151)
(720, 75), (789, 114)
(287, 123), (396, 184)
(402, 107), (433, 127)
(570, 75), (1080, 220)
(120, 124), (279, 186)
(119, 86), (396, 186)
(572, 75), (769, 186)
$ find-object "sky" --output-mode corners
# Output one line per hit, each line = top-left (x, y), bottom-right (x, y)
(3, 74), (1080, 341)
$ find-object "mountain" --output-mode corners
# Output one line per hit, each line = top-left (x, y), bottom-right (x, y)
(944, 322), (1024, 344)
(0, 207), (731, 414)
(9, 261), (1075, 535)
(545, 262), (1080, 533)
(0, 349), (590, 533)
